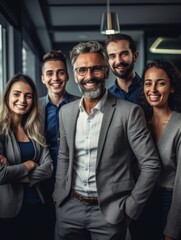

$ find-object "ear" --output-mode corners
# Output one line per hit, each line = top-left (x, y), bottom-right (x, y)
(41, 75), (46, 84)
(104, 67), (109, 79)
(67, 73), (69, 82)
(133, 51), (139, 62)
(73, 72), (78, 83)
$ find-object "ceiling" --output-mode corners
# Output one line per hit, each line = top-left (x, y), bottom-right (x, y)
(23, 0), (181, 52)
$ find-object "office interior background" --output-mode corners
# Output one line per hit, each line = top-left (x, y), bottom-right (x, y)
(0, 0), (181, 97)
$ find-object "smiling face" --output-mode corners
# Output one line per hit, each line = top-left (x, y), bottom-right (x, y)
(144, 67), (174, 109)
(41, 60), (69, 97)
(106, 40), (138, 80)
(73, 52), (108, 99)
(8, 81), (33, 117)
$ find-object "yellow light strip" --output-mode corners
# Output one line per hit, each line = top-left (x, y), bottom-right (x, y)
(149, 37), (181, 54)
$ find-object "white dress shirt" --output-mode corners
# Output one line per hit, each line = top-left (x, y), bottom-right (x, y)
(72, 90), (108, 197)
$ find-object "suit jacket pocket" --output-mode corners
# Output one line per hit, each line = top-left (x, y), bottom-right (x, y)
(112, 179), (135, 193)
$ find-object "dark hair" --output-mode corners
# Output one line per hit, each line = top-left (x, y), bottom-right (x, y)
(139, 59), (181, 120)
(42, 50), (68, 73)
(105, 33), (137, 54)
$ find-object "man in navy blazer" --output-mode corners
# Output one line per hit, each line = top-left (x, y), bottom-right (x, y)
(53, 41), (161, 240)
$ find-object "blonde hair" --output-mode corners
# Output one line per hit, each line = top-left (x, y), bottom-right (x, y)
(0, 73), (46, 146)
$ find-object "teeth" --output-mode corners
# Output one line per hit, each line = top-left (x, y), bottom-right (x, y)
(52, 83), (62, 88)
(84, 82), (97, 90)
(149, 95), (160, 101)
(16, 105), (26, 109)
(85, 82), (95, 86)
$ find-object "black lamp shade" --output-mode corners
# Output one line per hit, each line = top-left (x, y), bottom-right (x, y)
(100, 12), (120, 35)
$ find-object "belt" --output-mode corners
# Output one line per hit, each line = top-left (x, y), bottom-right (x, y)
(71, 191), (98, 205)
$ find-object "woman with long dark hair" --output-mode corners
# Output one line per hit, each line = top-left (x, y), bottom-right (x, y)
(140, 60), (181, 240)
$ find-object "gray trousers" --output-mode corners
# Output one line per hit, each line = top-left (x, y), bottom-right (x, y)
(55, 197), (127, 240)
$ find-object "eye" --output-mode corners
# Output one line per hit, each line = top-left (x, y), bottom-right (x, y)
(108, 54), (115, 60)
(144, 81), (152, 87)
(13, 92), (20, 97)
(46, 71), (53, 76)
(121, 51), (129, 57)
(92, 65), (103, 73)
(157, 81), (166, 86)
(26, 94), (33, 99)
(78, 67), (87, 75)
(58, 70), (66, 76)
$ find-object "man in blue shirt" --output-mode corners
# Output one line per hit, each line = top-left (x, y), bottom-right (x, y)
(39, 50), (79, 239)
(105, 33), (142, 104)
(105, 34), (157, 240)
(39, 50), (79, 171)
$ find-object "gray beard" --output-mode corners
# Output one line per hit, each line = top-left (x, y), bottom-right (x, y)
(77, 81), (105, 99)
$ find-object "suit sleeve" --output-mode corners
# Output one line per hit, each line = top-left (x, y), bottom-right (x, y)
(0, 163), (28, 184)
(52, 107), (71, 206)
(163, 136), (181, 239)
(29, 144), (53, 185)
(0, 133), (28, 184)
(0, 143), (53, 185)
(55, 108), (70, 181)
(125, 105), (161, 220)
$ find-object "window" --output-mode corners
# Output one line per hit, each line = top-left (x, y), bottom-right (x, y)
(0, 24), (2, 93)
(0, 24), (7, 96)
(22, 41), (36, 80)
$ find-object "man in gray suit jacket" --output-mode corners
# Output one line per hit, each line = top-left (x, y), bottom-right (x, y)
(53, 41), (161, 240)
(39, 50), (79, 240)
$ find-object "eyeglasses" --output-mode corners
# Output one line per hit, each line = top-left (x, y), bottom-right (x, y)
(74, 65), (107, 76)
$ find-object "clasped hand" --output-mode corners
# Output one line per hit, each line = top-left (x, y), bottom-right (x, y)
(0, 155), (9, 166)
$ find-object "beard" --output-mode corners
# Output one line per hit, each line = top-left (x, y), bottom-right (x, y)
(112, 60), (135, 81)
(77, 77), (105, 99)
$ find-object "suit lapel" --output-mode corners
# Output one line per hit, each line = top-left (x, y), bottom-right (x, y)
(68, 101), (80, 151)
(96, 93), (116, 167)
(38, 96), (46, 132)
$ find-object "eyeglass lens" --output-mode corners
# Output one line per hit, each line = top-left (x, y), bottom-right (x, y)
(75, 65), (104, 76)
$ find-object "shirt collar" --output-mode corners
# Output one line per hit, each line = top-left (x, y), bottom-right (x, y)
(45, 91), (69, 107)
(79, 90), (108, 113)
(114, 72), (141, 92)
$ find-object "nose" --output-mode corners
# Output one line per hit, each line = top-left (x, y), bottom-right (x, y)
(19, 94), (26, 102)
(52, 71), (59, 80)
(86, 68), (94, 78)
(115, 54), (123, 64)
(150, 83), (157, 92)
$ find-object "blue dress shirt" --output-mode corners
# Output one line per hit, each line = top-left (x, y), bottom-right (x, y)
(45, 93), (70, 170)
(108, 73), (142, 104)
(18, 141), (41, 205)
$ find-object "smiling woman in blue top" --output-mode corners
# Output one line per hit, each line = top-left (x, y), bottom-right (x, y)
(0, 73), (53, 240)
